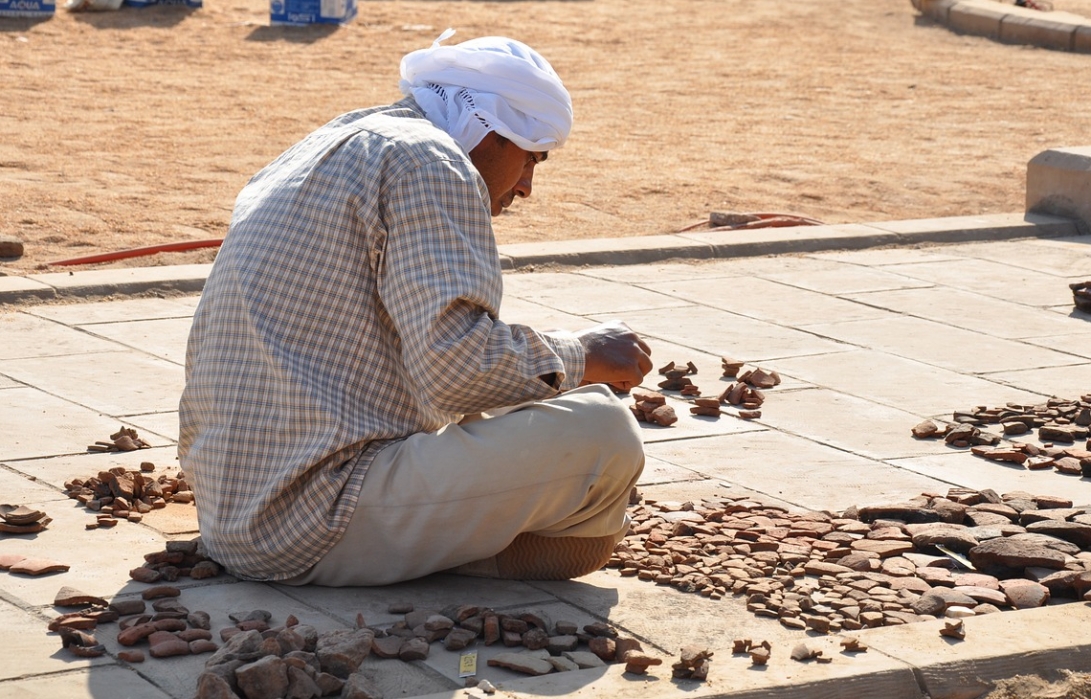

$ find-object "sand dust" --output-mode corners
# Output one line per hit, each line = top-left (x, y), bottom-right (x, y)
(2, 0), (1091, 273)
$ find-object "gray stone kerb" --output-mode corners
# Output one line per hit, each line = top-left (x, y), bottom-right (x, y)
(0, 211), (1081, 305)
(913, 0), (1091, 53)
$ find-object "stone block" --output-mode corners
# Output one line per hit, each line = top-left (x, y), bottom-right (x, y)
(1076, 25), (1091, 53)
(1001, 15), (1076, 50)
(918, 0), (959, 23)
(948, 1), (1005, 39)
(1026, 146), (1091, 235)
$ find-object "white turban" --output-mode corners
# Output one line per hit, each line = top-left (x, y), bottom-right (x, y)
(399, 30), (573, 154)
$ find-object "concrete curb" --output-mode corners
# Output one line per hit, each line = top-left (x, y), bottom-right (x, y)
(0, 212), (1081, 305)
(914, 0), (1091, 53)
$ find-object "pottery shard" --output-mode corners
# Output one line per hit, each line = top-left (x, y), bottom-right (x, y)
(857, 504), (942, 524)
(118, 650), (145, 663)
(623, 651), (663, 675)
(316, 628), (374, 678)
(999, 579), (1050, 609)
(907, 524), (979, 553)
(968, 538), (1066, 573)
(285, 666), (322, 699)
(564, 650), (608, 669)
(399, 637), (430, 661)
(150, 639), (192, 658)
(0, 553), (28, 570)
(1025, 520), (1091, 548)
(648, 405), (678, 427)
(142, 585), (181, 600)
(850, 539), (914, 558)
(236, 655), (289, 699)
(803, 560), (853, 576)
(546, 634), (579, 654)
(952, 586), (1008, 606)
(488, 651), (555, 676)
(341, 671), (384, 699)
(912, 420), (942, 438)
(54, 586), (109, 608)
(443, 627), (478, 652)
(911, 588), (978, 616)
(370, 635), (404, 659)
(9, 558), (70, 576)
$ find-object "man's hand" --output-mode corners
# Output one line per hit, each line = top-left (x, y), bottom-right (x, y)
(574, 321), (653, 393)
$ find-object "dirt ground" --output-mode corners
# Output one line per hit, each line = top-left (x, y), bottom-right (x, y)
(2, 0), (1091, 274)
(983, 670), (1091, 699)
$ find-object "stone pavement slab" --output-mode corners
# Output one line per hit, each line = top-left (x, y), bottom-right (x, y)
(0, 599), (114, 680)
(2, 224), (1091, 699)
(771, 349), (1041, 416)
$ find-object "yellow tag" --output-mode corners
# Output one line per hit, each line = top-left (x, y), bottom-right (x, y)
(459, 650), (478, 678)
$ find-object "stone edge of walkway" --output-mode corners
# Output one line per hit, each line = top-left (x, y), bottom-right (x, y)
(914, 0), (1091, 53)
(0, 211), (1081, 305)
(405, 603), (1091, 699)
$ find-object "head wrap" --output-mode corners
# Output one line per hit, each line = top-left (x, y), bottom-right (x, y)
(399, 30), (573, 154)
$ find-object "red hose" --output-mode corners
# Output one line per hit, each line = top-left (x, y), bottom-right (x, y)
(48, 239), (224, 267)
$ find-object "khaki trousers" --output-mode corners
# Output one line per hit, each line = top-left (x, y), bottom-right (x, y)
(282, 384), (644, 586)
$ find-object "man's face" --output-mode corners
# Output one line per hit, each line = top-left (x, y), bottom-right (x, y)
(468, 133), (547, 216)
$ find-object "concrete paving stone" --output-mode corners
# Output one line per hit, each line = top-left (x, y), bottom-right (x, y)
(639, 276), (889, 327)
(0, 458), (73, 504)
(79, 317), (192, 365)
(577, 258), (759, 284)
(354, 655), (458, 699)
(769, 349), (1039, 418)
(646, 430), (948, 511)
(123, 411), (181, 444)
(26, 296), (197, 325)
(96, 580), (350, 697)
(0, 386), (165, 461)
(499, 296), (594, 332)
(842, 286), (1087, 340)
(753, 387), (956, 461)
(861, 603), (1091, 699)
(0, 274), (56, 303)
(499, 234), (715, 268)
(0, 312), (121, 360)
(25, 263), (212, 298)
(568, 254), (853, 285)
(1047, 303), (1091, 321)
(886, 452), (1091, 505)
(638, 454), (710, 487)
(808, 246), (966, 266)
(427, 658), (922, 699)
(940, 238), (1091, 278)
(1, 665), (174, 699)
(881, 258), (1076, 307)
(0, 599), (115, 680)
(0, 373), (18, 389)
(415, 600), (606, 687)
(867, 213), (1076, 242)
(803, 316), (1081, 374)
(530, 574), (922, 699)
(502, 272), (689, 316)
(612, 304), (851, 364)
(677, 223), (901, 258)
(1021, 331), (1091, 359)
(982, 362), (1091, 400)
(636, 477), (801, 510)
(0, 350), (185, 416)
(0, 495), (167, 606)
(758, 264), (933, 296)
(272, 573), (559, 630)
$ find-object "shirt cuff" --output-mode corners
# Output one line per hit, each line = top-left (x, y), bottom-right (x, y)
(543, 332), (586, 392)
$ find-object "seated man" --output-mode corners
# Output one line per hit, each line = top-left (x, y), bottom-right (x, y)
(179, 33), (652, 586)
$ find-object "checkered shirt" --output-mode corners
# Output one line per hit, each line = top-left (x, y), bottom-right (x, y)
(178, 98), (585, 581)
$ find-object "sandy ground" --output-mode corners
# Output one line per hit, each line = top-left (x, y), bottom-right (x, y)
(2, 0), (1091, 273)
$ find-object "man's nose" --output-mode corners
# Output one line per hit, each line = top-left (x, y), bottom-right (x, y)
(513, 164), (535, 199)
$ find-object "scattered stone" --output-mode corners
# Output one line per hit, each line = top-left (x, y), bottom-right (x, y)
(488, 651), (554, 676)
(8, 558), (70, 576)
(940, 619), (966, 640)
